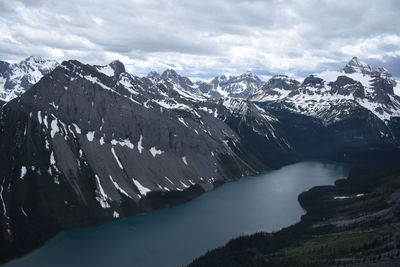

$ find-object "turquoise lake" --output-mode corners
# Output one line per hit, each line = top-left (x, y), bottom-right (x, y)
(4, 161), (348, 267)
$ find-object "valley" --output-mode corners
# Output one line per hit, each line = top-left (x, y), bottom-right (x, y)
(0, 56), (399, 265)
(3, 161), (347, 267)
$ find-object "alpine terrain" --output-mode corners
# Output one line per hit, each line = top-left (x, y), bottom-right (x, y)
(0, 56), (399, 264)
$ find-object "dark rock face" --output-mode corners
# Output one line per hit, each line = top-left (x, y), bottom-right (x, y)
(371, 76), (395, 95)
(109, 60), (126, 76)
(0, 61), (10, 74)
(196, 80), (214, 95)
(249, 75), (300, 100)
(301, 75), (325, 88)
(329, 76), (365, 98)
(263, 75), (300, 91)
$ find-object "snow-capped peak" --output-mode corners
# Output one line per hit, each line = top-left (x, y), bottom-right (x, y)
(0, 56), (58, 102)
(342, 56), (391, 78)
(161, 69), (179, 81)
(197, 72), (264, 98)
(251, 57), (400, 122)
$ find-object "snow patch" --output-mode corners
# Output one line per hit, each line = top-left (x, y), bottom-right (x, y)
(99, 137), (105, 145)
(111, 138), (134, 149)
(21, 207), (28, 217)
(94, 174), (110, 208)
(49, 152), (56, 165)
(37, 111), (42, 124)
(111, 147), (124, 169)
(132, 178), (151, 196)
(165, 176), (174, 185)
(49, 102), (59, 110)
(150, 146), (164, 157)
(86, 131), (95, 141)
(137, 135), (143, 153)
(333, 194), (365, 200)
(20, 166), (27, 179)
(180, 181), (190, 188)
(72, 123), (81, 134)
(50, 120), (60, 138)
(109, 176), (132, 199)
(97, 65), (115, 77)
(178, 117), (189, 127)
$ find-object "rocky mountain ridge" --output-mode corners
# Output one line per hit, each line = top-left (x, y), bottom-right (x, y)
(196, 72), (264, 98)
(251, 57), (400, 124)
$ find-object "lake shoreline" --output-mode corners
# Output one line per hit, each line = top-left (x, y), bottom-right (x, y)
(0, 161), (276, 265)
(189, 149), (400, 266)
(5, 146), (396, 266)
(2, 161), (347, 267)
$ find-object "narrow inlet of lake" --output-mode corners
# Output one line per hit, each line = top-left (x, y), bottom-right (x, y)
(4, 161), (348, 267)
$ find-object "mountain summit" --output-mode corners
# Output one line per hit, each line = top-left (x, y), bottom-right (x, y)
(342, 56), (392, 78)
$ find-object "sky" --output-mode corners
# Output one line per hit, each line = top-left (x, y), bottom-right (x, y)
(0, 0), (399, 80)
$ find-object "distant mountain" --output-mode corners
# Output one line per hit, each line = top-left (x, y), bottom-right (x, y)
(0, 56), (58, 102)
(146, 71), (161, 82)
(343, 56), (393, 78)
(196, 72), (264, 98)
(144, 70), (265, 99)
(160, 69), (202, 95)
(251, 57), (400, 123)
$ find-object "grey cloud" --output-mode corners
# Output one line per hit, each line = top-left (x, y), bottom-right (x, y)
(0, 0), (399, 78)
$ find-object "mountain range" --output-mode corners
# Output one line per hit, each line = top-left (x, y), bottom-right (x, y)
(0, 56), (400, 263)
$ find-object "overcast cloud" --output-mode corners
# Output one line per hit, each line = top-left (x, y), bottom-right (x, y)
(0, 0), (399, 79)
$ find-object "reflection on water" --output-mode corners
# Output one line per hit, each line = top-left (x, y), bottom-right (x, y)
(4, 161), (347, 267)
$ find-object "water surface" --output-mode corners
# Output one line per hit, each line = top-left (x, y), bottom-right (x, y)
(4, 161), (347, 267)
